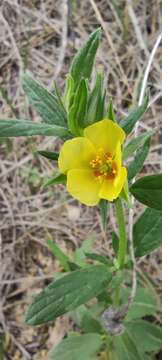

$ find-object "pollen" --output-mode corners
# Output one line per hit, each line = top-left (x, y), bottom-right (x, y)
(90, 150), (118, 181)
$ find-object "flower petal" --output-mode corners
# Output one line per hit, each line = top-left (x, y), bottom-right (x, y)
(99, 167), (127, 201)
(84, 119), (125, 155)
(58, 137), (96, 174)
(67, 169), (101, 206)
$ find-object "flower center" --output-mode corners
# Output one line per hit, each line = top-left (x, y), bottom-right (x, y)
(90, 148), (117, 182)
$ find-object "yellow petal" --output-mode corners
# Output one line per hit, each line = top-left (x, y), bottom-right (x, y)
(114, 141), (122, 168)
(99, 167), (127, 201)
(84, 119), (125, 155)
(67, 169), (101, 206)
(58, 137), (96, 174)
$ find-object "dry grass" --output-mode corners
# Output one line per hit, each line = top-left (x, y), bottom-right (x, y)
(0, 0), (162, 359)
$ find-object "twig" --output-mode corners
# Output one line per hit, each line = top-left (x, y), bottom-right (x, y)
(89, 0), (130, 91)
(128, 31), (162, 307)
(54, 0), (68, 79)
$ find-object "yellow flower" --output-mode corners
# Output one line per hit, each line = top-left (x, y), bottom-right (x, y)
(58, 119), (127, 206)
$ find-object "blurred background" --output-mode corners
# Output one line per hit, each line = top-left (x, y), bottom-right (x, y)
(0, 0), (162, 359)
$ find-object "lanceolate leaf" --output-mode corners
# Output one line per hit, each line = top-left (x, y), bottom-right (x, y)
(49, 333), (102, 360)
(133, 207), (162, 257)
(123, 130), (154, 160)
(107, 99), (117, 122)
(99, 199), (109, 231)
(68, 78), (88, 135)
(70, 28), (101, 89)
(130, 173), (162, 210)
(120, 94), (149, 134)
(63, 74), (75, 111)
(85, 72), (105, 126)
(22, 73), (67, 126)
(113, 330), (143, 360)
(0, 119), (69, 138)
(44, 173), (66, 187)
(128, 137), (150, 180)
(25, 265), (112, 325)
(126, 320), (162, 354)
(47, 239), (70, 272)
(37, 150), (59, 161)
(121, 287), (157, 321)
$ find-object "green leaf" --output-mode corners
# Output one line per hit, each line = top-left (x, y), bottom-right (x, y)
(112, 329), (143, 360)
(85, 252), (112, 266)
(0, 119), (69, 138)
(47, 239), (70, 272)
(74, 238), (94, 267)
(126, 320), (162, 354)
(22, 73), (67, 126)
(25, 265), (112, 325)
(72, 305), (103, 334)
(112, 232), (119, 256)
(130, 173), (162, 210)
(123, 130), (154, 160)
(37, 150), (59, 161)
(68, 78), (88, 135)
(107, 99), (117, 122)
(133, 207), (162, 257)
(99, 199), (109, 231)
(128, 137), (150, 180)
(49, 333), (102, 360)
(120, 94), (149, 134)
(121, 287), (157, 321)
(70, 28), (101, 89)
(44, 174), (66, 187)
(85, 72), (105, 126)
(63, 74), (75, 111)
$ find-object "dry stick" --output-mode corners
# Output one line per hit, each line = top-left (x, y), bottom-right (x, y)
(0, 11), (24, 81)
(128, 32), (162, 307)
(89, 0), (131, 91)
(54, 0), (68, 79)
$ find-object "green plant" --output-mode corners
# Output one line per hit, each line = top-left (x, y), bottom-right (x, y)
(0, 28), (162, 359)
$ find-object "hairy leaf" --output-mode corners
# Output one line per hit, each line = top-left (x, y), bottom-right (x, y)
(0, 119), (69, 138)
(133, 207), (162, 257)
(25, 265), (112, 325)
(130, 173), (162, 210)
(120, 94), (149, 134)
(22, 73), (67, 126)
(70, 28), (101, 89)
(49, 333), (102, 360)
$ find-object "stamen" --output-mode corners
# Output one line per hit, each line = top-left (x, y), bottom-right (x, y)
(90, 150), (118, 181)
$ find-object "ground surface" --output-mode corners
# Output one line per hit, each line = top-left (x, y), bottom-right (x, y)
(0, 0), (162, 359)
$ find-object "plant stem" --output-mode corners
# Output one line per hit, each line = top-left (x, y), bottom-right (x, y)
(115, 198), (127, 268)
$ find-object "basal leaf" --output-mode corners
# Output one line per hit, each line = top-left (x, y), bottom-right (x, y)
(49, 333), (102, 360)
(112, 330), (143, 360)
(22, 73), (67, 126)
(128, 137), (150, 180)
(25, 265), (112, 325)
(121, 287), (157, 321)
(0, 119), (69, 138)
(126, 320), (162, 354)
(130, 173), (162, 210)
(133, 207), (162, 257)
(120, 94), (149, 134)
(70, 28), (101, 89)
